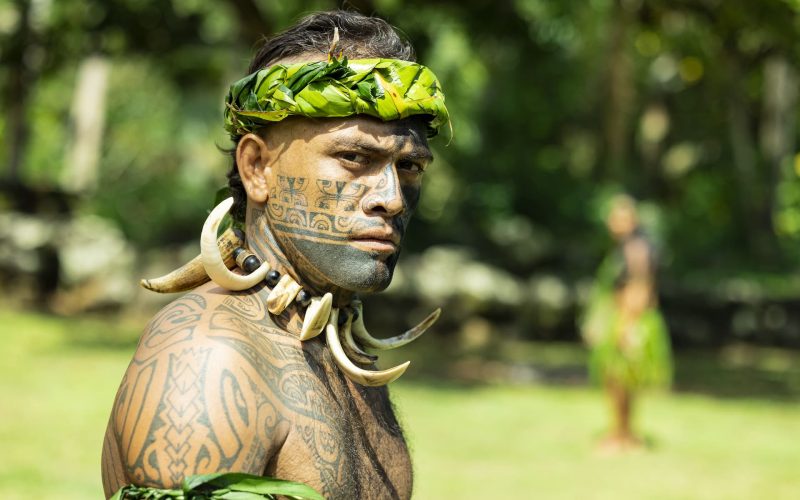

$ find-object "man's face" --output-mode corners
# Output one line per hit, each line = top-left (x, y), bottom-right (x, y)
(260, 116), (432, 293)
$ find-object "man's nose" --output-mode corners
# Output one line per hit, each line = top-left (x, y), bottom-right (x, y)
(362, 164), (404, 217)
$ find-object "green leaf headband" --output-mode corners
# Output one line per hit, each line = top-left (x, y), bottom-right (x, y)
(224, 56), (450, 138)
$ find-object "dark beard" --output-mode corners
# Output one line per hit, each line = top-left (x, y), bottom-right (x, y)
(289, 238), (401, 293)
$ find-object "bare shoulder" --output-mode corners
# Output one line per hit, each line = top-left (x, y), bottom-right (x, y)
(105, 286), (298, 491)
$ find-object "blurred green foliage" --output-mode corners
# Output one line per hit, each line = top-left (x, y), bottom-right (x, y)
(3, 0), (800, 284)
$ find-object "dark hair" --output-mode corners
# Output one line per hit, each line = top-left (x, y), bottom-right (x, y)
(227, 10), (416, 222)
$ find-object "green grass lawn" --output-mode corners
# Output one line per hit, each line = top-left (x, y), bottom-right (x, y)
(1, 308), (799, 499)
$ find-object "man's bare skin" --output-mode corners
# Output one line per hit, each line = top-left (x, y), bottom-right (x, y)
(101, 285), (411, 499)
(102, 116), (432, 499)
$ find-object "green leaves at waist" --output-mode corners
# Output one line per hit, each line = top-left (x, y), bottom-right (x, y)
(111, 472), (325, 500)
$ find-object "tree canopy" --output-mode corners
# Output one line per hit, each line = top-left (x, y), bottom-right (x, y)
(3, 0), (800, 338)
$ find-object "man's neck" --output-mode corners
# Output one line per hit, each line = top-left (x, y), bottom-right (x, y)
(244, 202), (356, 308)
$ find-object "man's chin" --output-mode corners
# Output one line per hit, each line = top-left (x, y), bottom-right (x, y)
(290, 239), (398, 294)
(337, 261), (394, 293)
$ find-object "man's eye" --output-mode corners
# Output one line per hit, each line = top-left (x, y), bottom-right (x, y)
(397, 160), (424, 174)
(339, 152), (368, 164)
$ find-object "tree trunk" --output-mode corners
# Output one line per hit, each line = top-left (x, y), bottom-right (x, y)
(725, 50), (768, 256)
(60, 55), (110, 194)
(4, 0), (33, 185)
(602, 0), (635, 179)
(761, 56), (798, 235)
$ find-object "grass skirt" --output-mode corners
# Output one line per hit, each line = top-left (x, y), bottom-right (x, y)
(583, 292), (672, 391)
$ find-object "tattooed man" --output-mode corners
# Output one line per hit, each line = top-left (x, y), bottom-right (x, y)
(101, 10), (449, 500)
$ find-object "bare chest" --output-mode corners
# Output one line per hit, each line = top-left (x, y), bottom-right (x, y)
(266, 358), (412, 500)
(203, 308), (413, 499)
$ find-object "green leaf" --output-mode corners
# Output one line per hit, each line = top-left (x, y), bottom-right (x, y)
(110, 484), (184, 499)
(183, 473), (324, 500)
(229, 72), (259, 103)
(217, 491), (274, 499)
(285, 61), (328, 93)
(355, 81), (378, 102)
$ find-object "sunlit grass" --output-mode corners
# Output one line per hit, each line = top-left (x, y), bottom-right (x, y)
(396, 385), (800, 499)
(0, 310), (135, 500)
(1, 308), (799, 499)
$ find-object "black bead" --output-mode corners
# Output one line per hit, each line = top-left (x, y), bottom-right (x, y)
(232, 247), (247, 261)
(337, 309), (349, 326)
(295, 289), (312, 307)
(266, 270), (281, 287)
(242, 255), (261, 273)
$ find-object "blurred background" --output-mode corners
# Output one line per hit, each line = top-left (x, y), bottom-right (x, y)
(1, 0), (800, 498)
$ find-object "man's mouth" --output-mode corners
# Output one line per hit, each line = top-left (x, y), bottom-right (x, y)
(349, 229), (401, 253)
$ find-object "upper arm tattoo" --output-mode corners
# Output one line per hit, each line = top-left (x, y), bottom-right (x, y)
(135, 293), (206, 361)
(110, 293), (281, 488)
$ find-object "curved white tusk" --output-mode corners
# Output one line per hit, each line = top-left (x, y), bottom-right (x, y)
(201, 197), (269, 291)
(326, 308), (409, 387)
(351, 301), (441, 350)
(267, 274), (303, 315)
(340, 312), (378, 365)
(299, 292), (333, 341)
(140, 227), (243, 293)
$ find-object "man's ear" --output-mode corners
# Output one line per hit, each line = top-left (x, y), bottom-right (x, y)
(237, 133), (271, 203)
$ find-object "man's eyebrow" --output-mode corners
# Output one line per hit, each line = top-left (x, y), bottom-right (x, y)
(332, 139), (434, 162)
(403, 147), (434, 163)
(333, 139), (384, 154)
